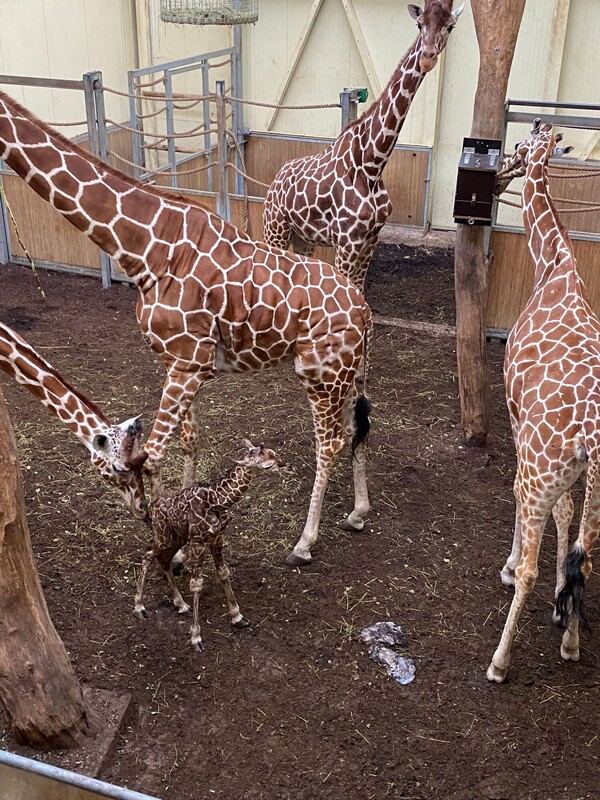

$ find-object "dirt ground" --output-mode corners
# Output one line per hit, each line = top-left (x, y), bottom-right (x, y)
(0, 244), (599, 800)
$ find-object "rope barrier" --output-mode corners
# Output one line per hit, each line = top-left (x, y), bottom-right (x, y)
(48, 120), (88, 127)
(227, 161), (270, 190)
(135, 75), (165, 89)
(105, 118), (215, 140)
(208, 58), (232, 69)
(107, 149), (214, 177)
(549, 168), (600, 179)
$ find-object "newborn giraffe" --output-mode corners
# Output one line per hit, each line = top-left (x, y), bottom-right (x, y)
(134, 440), (287, 650)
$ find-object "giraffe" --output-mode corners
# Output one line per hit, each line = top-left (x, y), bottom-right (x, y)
(262, 1), (464, 290)
(134, 439), (287, 651)
(0, 90), (372, 566)
(486, 119), (600, 683)
(0, 319), (148, 518)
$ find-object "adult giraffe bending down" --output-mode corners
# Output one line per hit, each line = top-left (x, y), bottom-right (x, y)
(485, 120), (600, 684)
(0, 320), (148, 518)
(0, 91), (371, 566)
(262, 1), (464, 289)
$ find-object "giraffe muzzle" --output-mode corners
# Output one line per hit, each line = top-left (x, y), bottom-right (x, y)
(420, 54), (438, 73)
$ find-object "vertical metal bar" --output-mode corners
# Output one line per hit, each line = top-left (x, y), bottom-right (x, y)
(0, 174), (11, 264)
(340, 88), (359, 131)
(232, 25), (244, 196)
(202, 62), (213, 192)
(215, 80), (230, 220)
(422, 148), (432, 230)
(128, 70), (143, 177)
(90, 71), (112, 288)
(164, 70), (178, 189)
(83, 72), (100, 157)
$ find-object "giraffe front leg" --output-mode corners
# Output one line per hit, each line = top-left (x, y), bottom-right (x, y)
(210, 535), (249, 629)
(134, 547), (155, 619)
(144, 353), (215, 499)
(340, 390), (370, 532)
(180, 394), (203, 488)
(187, 542), (208, 651)
(334, 237), (379, 292)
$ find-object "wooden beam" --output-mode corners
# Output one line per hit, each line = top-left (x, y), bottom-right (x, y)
(581, 130), (600, 161)
(543, 0), (571, 102)
(340, 0), (383, 97)
(265, 0), (324, 132)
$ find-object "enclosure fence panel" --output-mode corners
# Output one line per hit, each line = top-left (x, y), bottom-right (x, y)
(487, 99), (600, 333)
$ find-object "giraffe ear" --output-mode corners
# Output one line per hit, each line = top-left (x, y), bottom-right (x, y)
(241, 438), (254, 450)
(408, 4), (423, 21)
(451, 3), (465, 21)
(92, 434), (109, 453)
(555, 145), (574, 157)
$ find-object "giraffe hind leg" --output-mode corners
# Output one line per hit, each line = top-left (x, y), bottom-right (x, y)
(340, 388), (370, 532)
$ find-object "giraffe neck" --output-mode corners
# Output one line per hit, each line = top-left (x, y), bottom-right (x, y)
(522, 153), (574, 291)
(208, 464), (253, 508)
(0, 322), (110, 452)
(0, 91), (185, 283)
(352, 37), (425, 180)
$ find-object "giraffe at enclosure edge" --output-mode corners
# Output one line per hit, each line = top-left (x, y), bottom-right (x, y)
(262, 0), (464, 290)
(0, 90), (372, 566)
(0, 320), (148, 518)
(487, 120), (600, 684)
(135, 440), (287, 651)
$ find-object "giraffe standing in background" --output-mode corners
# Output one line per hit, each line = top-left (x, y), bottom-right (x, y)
(262, 1), (464, 289)
(487, 120), (599, 683)
(0, 90), (371, 566)
(135, 440), (287, 651)
(0, 320), (148, 518)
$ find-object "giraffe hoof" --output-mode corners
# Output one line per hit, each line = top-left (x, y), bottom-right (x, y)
(285, 552), (312, 567)
(486, 661), (508, 683)
(500, 565), (515, 587)
(560, 644), (580, 662)
(177, 603), (192, 615)
(134, 607), (148, 620)
(191, 640), (205, 652)
(232, 617), (251, 629)
(339, 518), (364, 532)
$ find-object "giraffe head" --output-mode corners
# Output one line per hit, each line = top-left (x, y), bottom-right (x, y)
(408, 1), (464, 73)
(235, 439), (288, 472)
(495, 118), (574, 195)
(91, 416), (149, 519)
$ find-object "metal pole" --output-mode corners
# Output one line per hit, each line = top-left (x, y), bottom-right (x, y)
(0, 174), (11, 264)
(164, 70), (178, 189)
(90, 71), (112, 288)
(215, 80), (230, 220)
(340, 88), (360, 131)
(83, 71), (100, 157)
(201, 61), (213, 192)
(232, 25), (244, 196)
(128, 70), (143, 177)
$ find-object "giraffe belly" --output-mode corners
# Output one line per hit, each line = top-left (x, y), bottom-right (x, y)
(214, 340), (294, 374)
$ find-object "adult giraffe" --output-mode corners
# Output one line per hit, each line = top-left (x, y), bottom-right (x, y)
(0, 320), (148, 518)
(0, 91), (371, 566)
(486, 120), (600, 684)
(262, 1), (464, 289)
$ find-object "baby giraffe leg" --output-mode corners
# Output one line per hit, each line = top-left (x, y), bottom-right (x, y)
(134, 547), (155, 618)
(157, 549), (191, 614)
(211, 535), (249, 629)
(187, 541), (208, 651)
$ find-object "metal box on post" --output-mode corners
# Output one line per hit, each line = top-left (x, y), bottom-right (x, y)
(453, 138), (502, 225)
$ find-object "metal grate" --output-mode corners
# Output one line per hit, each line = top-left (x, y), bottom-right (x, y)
(160, 0), (258, 25)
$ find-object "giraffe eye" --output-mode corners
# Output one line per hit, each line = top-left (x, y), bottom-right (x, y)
(417, 22), (422, 30)
(448, 24), (455, 32)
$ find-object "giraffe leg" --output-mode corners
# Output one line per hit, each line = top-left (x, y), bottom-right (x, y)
(334, 237), (379, 291)
(286, 373), (350, 565)
(340, 388), (370, 532)
(262, 203), (293, 251)
(487, 493), (551, 683)
(500, 478), (522, 586)
(180, 393), (203, 488)
(134, 547), (155, 618)
(187, 541), (208, 651)
(210, 535), (249, 628)
(144, 350), (216, 499)
(556, 461), (600, 663)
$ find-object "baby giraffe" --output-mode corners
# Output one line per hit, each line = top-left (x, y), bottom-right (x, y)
(134, 439), (287, 650)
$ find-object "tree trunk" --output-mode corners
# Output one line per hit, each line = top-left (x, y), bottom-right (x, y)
(0, 386), (91, 748)
(454, 0), (526, 446)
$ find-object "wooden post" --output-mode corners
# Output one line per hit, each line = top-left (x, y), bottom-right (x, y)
(0, 386), (91, 748)
(454, 0), (526, 446)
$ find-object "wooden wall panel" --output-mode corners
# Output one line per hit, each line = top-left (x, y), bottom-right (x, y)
(2, 174), (101, 270)
(487, 230), (600, 331)
(245, 136), (329, 198)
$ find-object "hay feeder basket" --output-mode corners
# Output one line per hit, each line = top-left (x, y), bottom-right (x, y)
(160, 0), (258, 25)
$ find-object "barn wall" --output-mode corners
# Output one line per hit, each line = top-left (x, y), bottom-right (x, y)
(0, 1), (599, 234)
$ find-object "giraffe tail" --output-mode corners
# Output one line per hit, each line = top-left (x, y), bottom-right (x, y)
(352, 312), (373, 457)
(555, 454), (598, 630)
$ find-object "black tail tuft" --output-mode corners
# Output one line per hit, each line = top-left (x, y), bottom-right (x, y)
(352, 395), (372, 458)
(555, 545), (590, 631)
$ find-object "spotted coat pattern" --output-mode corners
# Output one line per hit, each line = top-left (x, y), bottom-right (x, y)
(262, 1), (464, 290)
(134, 442), (285, 650)
(0, 91), (371, 564)
(0, 321), (148, 517)
(487, 122), (600, 683)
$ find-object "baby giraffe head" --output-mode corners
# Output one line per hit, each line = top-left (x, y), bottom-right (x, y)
(235, 439), (288, 472)
(495, 118), (574, 196)
(408, 1), (464, 73)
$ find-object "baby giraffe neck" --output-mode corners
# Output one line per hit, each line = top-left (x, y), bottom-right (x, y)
(211, 464), (254, 508)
